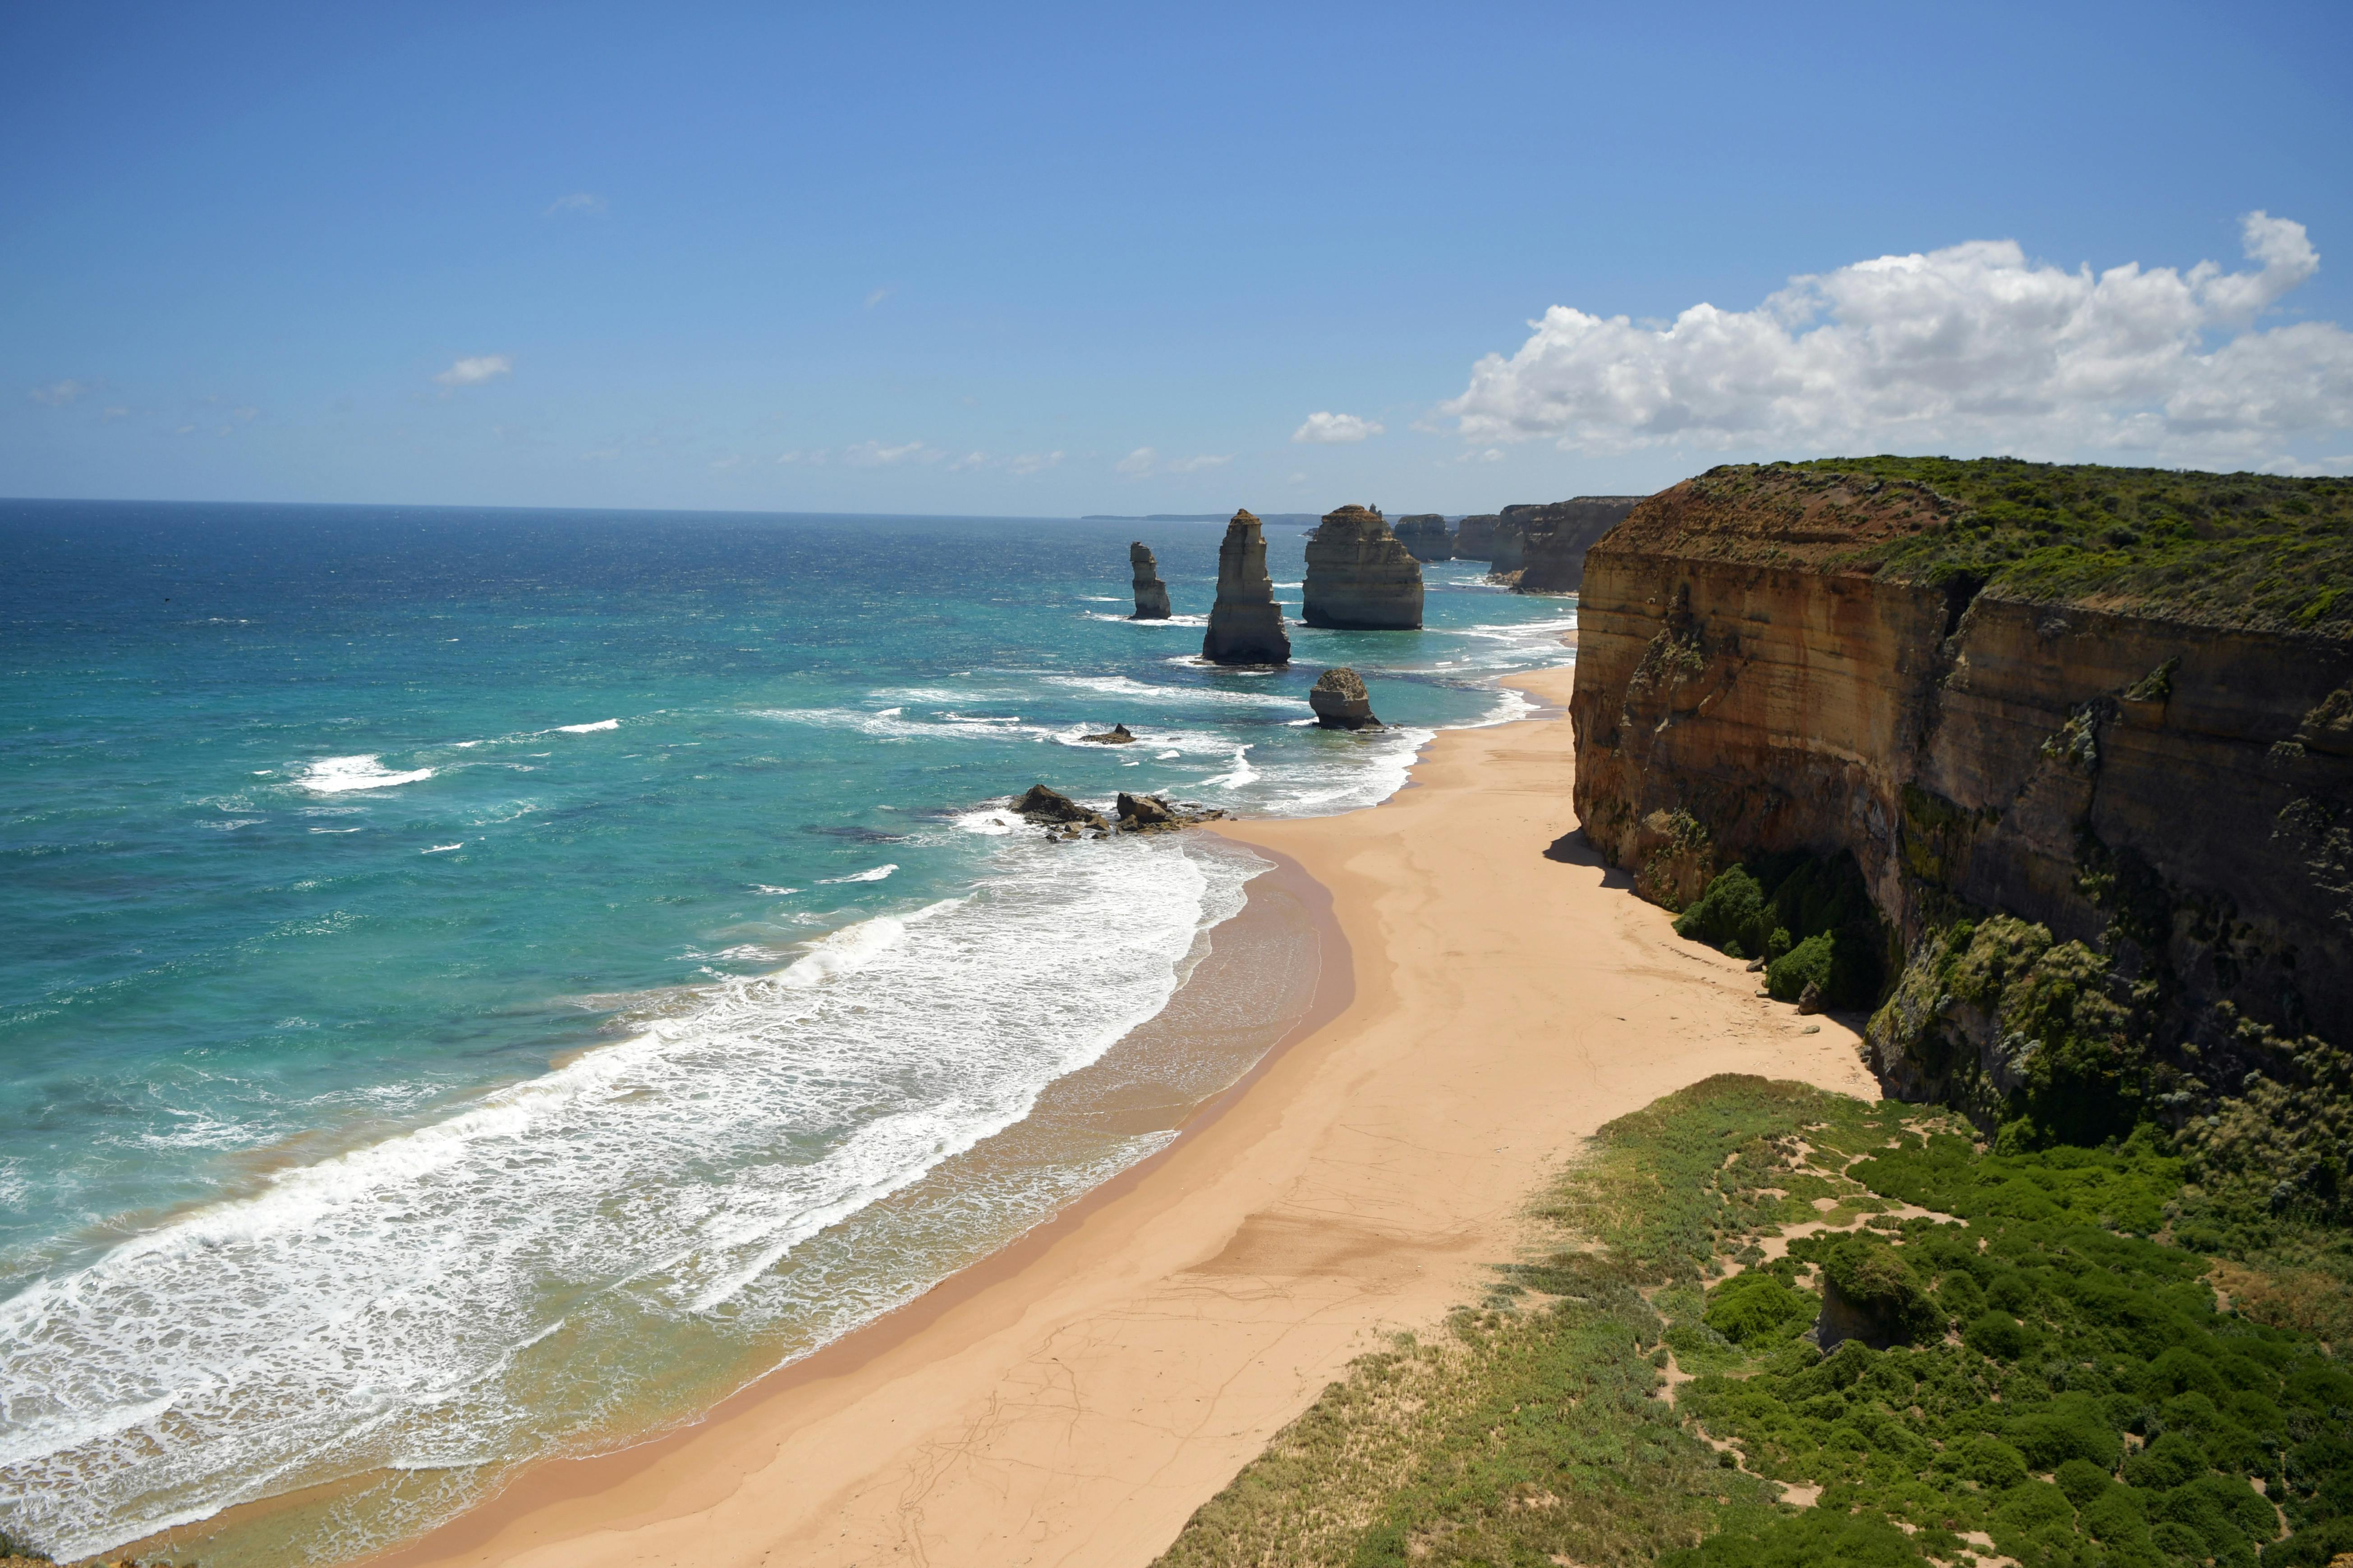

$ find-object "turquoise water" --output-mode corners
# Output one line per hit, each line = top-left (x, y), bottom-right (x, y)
(0, 500), (1573, 1562)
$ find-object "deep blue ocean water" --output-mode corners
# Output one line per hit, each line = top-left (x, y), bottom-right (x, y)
(0, 500), (1573, 1561)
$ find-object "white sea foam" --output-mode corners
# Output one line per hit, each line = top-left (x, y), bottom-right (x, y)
(818, 864), (897, 885)
(0, 839), (1264, 1559)
(425, 844), (463, 854)
(750, 884), (800, 895)
(954, 808), (1023, 835)
(1200, 746), (1258, 790)
(557, 719), (620, 734)
(295, 755), (435, 793)
(1155, 750), (1181, 760)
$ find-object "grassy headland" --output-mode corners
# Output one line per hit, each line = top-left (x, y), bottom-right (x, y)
(1154, 1076), (2353, 1568)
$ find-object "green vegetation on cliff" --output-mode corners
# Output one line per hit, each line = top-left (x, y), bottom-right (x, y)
(1674, 853), (1886, 1009)
(1152, 1077), (2353, 1568)
(1780, 456), (2353, 633)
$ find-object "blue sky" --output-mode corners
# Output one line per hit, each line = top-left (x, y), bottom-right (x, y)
(5, 1), (2349, 515)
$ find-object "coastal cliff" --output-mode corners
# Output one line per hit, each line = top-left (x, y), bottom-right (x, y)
(1129, 542), (1172, 619)
(1301, 505), (1424, 630)
(1201, 510), (1290, 664)
(1513, 495), (1647, 593)
(1572, 459), (2353, 1178)
(1454, 514), (1501, 560)
(1392, 514), (1454, 562)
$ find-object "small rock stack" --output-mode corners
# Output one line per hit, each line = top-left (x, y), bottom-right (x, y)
(1129, 542), (1172, 619)
(1391, 514), (1455, 562)
(1308, 667), (1382, 730)
(1201, 510), (1291, 665)
(1302, 505), (1423, 630)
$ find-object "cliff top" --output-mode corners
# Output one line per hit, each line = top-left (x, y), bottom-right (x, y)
(1601, 458), (2353, 636)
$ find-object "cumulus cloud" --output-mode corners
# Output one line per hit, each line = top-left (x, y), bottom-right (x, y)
(544, 193), (607, 217)
(1443, 212), (2353, 468)
(842, 439), (939, 467)
(1291, 411), (1383, 444)
(435, 355), (513, 387)
(28, 379), (94, 406)
(947, 449), (1066, 474)
(1117, 447), (1231, 476)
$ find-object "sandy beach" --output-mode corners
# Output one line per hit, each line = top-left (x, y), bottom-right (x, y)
(372, 661), (1878, 1568)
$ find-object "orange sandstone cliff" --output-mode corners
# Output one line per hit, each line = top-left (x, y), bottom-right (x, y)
(1571, 461), (2353, 1123)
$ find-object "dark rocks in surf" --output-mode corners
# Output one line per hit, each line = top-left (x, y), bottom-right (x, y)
(1201, 510), (1291, 665)
(1129, 542), (1172, 619)
(1392, 513), (1455, 562)
(1308, 667), (1382, 730)
(1013, 784), (1107, 830)
(1117, 792), (1227, 833)
(1302, 505), (1423, 630)
(1080, 724), (1136, 744)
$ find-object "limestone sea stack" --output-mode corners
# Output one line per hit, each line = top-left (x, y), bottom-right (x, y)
(1454, 514), (1502, 559)
(1301, 505), (1423, 629)
(1128, 542), (1172, 619)
(1307, 667), (1381, 730)
(1392, 513), (1455, 562)
(1487, 514), (1528, 576)
(1200, 510), (1291, 665)
(1513, 496), (1647, 594)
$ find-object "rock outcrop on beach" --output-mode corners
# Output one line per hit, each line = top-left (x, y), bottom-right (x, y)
(1302, 505), (1424, 630)
(1129, 543), (1172, 619)
(1454, 514), (1502, 560)
(1014, 784), (1106, 830)
(1307, 667), (1381, 730)
(1392, 514), (1455, 562)
(1512, 496), (1647, 594)
(1572, 458), (2353, 1161)
(1079, 724), (1135, 744)
(1201, 510), (1291, 665)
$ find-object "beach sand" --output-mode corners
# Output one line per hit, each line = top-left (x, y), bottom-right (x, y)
(375, 662), (1877, 1568)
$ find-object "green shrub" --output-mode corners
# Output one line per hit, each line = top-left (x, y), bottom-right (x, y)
(1965, 1309), (2032, 1359)
(1705, 1270), (1817, 1346)
(1676, 854), (1887, 1008)
(1820, 1235), (1942, 1343)
(2125, 1430), (2209, 1491)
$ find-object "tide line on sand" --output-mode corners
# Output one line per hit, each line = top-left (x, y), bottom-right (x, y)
(361, 662), (1878, 1568)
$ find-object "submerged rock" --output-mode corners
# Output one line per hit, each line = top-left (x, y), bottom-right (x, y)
(1080, 723), (1135, 744)
(1302, 505), (1423, 630)
(1201, 510), (1291, 665)
(1129, 542), (1172, 619)
(1308, 667), (1382, 730)
(1392, 513), (1455, 562)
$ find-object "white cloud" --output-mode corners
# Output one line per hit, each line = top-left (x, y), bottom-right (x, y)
(1006, 450), (1064, 475)
(101, 405), (129, 420)
(1117, 447), (1231, 476)
(865, 287), (892, 308)
(545, 193), (607, 217)
(1292, 411), (1383, 444)
(435, 355), (513, 387)
(776, 449), (829, 465)
(28, 379), (94, 406)
(842, 439), (939, 467)
(1443, 212), (2353, 469)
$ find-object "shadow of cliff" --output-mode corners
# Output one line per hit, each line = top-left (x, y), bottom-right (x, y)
(1541, 826), (1635, 891)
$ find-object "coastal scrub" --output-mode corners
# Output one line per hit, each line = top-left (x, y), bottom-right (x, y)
(1154, 1076), (2353, 1568)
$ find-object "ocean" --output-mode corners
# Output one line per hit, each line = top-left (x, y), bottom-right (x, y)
(0, 500), (1574, 1564)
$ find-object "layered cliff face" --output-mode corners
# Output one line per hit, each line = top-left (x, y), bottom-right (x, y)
(1454, 514), (1501, 560)
(1392, 514), (1455, 562)
(1302, 505), (1424, 629)
(1129, 541), (1172, 619)
(1201, 510), (1291, 665)
(1486, 516), (1527, 575)
(1573, 459), (2353, 1159)
(1514, 496), (1647, 593)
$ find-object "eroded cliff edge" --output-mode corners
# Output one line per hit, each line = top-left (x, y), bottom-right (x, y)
(1572, 458), (2353, 1198)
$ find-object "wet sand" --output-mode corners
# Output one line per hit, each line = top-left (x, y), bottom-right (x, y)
(367, 662), (1875, 1568)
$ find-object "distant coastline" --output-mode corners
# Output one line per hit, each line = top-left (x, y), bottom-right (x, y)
(1080, 512), (1323, 525)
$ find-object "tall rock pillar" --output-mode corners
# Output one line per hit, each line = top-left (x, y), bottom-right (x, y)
(1129, 542), (1172, 619)
(1302, 505), (1424, 629)
(1201, 510), (1291, 665)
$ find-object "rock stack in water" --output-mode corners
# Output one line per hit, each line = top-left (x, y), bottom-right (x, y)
(1308, 667), (1381, 730)
(1128, 542), (1172, 619)
(1302, 505), (1423, 629)
(1514, 496), (1648, 593)
(1392, 513), (1455, 562)
(1454, 514), (1502, 559)
(1200, 509), (1291, 665)
(1488, 508), (1537, 575)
